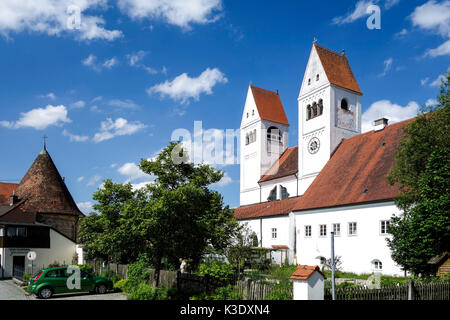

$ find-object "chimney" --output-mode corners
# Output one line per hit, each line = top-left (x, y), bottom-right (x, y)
(374, 118), (389, 132)
(10, 190), (18, 206)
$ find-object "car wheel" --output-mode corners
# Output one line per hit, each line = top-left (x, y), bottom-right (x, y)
(38, 287), (53, 299)
(95, 283), (107, 294)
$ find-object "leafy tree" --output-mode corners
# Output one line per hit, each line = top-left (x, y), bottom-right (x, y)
(79, 142), (239, 286)
(226, 224), (257, 280)
(387, 72), (450, 276)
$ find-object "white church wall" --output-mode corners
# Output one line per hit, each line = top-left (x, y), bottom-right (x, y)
(260, 176), (298, 202)
(294, 201), (404, 276)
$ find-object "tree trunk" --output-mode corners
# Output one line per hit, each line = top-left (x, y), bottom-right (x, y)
(154, 256), (162, 287)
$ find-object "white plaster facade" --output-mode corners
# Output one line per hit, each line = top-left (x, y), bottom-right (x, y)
(1, 228), (77, 278)
(236, 44), (406, 276)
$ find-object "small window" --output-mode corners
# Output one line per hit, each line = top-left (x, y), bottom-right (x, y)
(316, 74), (319, 81)
(380, 220), (390, 235)
(320, 224), (327, 237)
(280, 185), (289, 200)
(318, 99), (323, 115)
(332, 223), (340, 236)
(6, 227), (27, 237)
(305, 225), (312, 237)
(267, 186), (277, 202)
(252, 109), (255, 116)
(341, 98), (348, 111)
(306, 105), (312, 120)
(372, 260), (383, 270)
(348, 222), (357, 236)
(271, 228), (277, 239)
(308, 78), (311, 85)
(247, 113), (249, 118)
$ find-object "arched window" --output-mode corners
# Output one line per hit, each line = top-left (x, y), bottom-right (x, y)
(372, 259), (383, 271)
(316, 256), (327, 265)
(280, 185), (289, 200)
(312, 102), (318, 117)
(318, 99), (323, 115)
(341, 98), (348, 111)
(307, 105), (312, 120)
(308, 78), (311, 85)
(245, 133), (250, 145)
(267, 126), (281, 142)
(268, 186), (277, 202)
(316, 74), (320, 81)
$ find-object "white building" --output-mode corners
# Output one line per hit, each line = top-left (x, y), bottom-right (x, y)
(235, 43), (411, 276)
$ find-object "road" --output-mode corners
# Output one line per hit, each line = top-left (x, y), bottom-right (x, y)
(0, 280), (126, 300)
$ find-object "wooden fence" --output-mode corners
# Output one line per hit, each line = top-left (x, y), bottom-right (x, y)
(325, 281), (450, 300)
(236, 279), (287, 300)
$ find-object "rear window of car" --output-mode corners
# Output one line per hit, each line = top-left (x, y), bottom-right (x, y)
(45, 269), (67, 278)
(31, 270), (42, 280)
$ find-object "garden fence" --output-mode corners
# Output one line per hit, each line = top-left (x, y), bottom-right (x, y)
(325, 281), (450, 300)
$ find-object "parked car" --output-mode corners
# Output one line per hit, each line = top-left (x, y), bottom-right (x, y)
(28, 267), (113, 299)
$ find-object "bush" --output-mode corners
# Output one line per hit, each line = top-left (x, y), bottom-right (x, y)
(77, 264), (94, 274)
(213, 285), (243, 300)
(101, 269), (121, 284)
(114, 279), (133, 293)
(47, 261), (63, 268)
(266, 280), (293, 300)
(127, 284), (170, 300)
(198, 260), (235, 284)
(128, 259), (151, 285)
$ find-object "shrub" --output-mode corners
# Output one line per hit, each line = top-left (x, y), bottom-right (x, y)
(114, 279), (133, 293)
(77, 264), (94, 274)
(266, 281), (293, 300)
(47, 261), (62, 268)
(213, 285), (243, 300)
(101, 269), (121, 284)
(128, 259), (151, 285)
(127, 284), (170, 300)
(198, 260), (235, 284)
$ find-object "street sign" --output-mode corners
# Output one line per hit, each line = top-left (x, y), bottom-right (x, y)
(27, 251), (37, 261)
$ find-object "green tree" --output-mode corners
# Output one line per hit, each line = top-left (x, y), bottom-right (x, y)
(226, 224), (257, 280)
(79, 142), (239, 286)
(387, 72), (450, 276)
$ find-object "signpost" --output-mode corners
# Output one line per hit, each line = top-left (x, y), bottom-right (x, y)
(331, 232), (335, 300)
(27, 251), (37, 274)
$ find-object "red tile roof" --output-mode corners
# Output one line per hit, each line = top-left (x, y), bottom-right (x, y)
(259, 146), (298, 183)
(0, 183), (18, 206)
(251, 85), (289, 126)
(314, 44), (362, 95)
(290, 265), (326, 281)
(235, 118), (414, 219)
(234, 196), (301, 220)
(293, 118), (413, 211)
(272, 245), (289, 250)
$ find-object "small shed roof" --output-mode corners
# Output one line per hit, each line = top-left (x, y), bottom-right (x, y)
(290, 265), (326, 281)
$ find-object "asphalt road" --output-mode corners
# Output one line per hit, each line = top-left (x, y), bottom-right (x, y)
(0, 280), (126, 300)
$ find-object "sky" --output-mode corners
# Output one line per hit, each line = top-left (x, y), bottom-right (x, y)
(0, 0), (448, 214)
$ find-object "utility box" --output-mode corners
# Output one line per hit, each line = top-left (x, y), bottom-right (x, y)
(290, 265), (326, 300)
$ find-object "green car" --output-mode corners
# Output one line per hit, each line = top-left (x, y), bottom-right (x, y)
(28, 267), (113, 299)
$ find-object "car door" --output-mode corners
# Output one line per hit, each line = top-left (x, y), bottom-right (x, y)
(44, 269), (68, 294)
(80, 271), (95, 292)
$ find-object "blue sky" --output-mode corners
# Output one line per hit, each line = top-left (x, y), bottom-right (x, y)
(0, 0), (448, 213)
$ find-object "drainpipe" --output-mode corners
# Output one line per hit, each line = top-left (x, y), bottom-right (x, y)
(295, 173), (299, 197)
(260, 218), (263, 248)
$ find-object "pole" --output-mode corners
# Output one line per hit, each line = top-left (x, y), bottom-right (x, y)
(331, 231), (335, 300)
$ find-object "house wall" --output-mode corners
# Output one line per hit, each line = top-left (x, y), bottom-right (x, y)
(294, 201), (404, 276)
(1, 229), (76, 278)
(239, 215), (293, 265)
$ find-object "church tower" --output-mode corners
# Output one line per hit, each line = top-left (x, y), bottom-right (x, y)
(297, 44), (362, 195)
(240, 85), (289, 206)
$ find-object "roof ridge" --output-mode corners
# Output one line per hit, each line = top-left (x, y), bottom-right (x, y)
(314, 43), (344, 57)
(250, 84), (278, 95)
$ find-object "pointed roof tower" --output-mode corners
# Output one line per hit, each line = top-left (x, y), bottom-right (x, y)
(13, 146), (83, 216)
(250, 85), (289, 125)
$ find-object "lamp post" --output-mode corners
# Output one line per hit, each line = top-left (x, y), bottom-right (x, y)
(331, 231), (335, 300)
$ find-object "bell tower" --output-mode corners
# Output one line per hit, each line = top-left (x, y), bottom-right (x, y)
(240, 85), (289, 206)
(297, 43), (362, 195)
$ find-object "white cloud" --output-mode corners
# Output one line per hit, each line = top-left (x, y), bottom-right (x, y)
(77, 176), (85, 182)
(0, 105), (71, 130)
(0, 0), (122, 41)
(379, 58), (393, 77)
(394, 28), (408, 38)
(87, 175), (102, 186)
(421, 77), (430, 85)
(77, 201), (95, 214)
(332, 0), (376, 25)
(385, 0), (400, 9)
(126, 50), (158, 74)
(83, 54), (118, 71)
(118, 0), (223, 30)
(62, 129), (89, 142)
(148, 67), (228, 104)
(70, 100), (86, 109)
(425, 39), (450, 57)
(425, 98), (438, 106)
(118, 162), (150, 180)
(361, 100), (420, 132)
(107, 99), (140, 109)
(39, 92), (56, 100)
(93, 117), (147, 143)
(410, 0), (450, 37)
(211, 171), (233, 187)
(103, 57), (118, 69)
(430, 73), (447, 87)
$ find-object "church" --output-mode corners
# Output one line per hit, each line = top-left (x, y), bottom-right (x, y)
(0, 145), (84, 279)
(234, 43), (411, 276)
